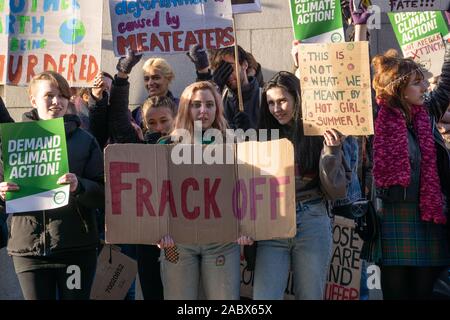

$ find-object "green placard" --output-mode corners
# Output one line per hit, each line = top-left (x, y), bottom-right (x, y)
(290, 0), (344, 43)
(389, 11), (449, 46)
(0, 118), (70, 213)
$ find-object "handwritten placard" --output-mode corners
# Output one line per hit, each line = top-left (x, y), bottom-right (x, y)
(325, 216), (363, 300)
(0, 0), (102, 86)
(403, 33), (445, 77)
(298, 42), (374, 136)
(289, 0), (344, 43)
(109, 0), (234, 56)
(389, 11), (449, 77)
(370, 0), (450, 11)
(232, 0), (262, 14)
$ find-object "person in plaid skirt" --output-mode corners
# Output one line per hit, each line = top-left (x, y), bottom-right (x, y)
(371, 43), (450, 299)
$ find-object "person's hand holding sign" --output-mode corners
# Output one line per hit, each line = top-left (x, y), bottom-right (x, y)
(236, 235), (254, 246)
(0, 182), (19, 201)
(323, 129), (345, 147)
(157, 235), (175, 249)
(57, 173), (78, 193)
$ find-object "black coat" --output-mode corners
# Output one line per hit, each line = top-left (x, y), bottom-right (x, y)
(0, 96), (13, 248)
(427, 45), (450, 198)
(4, 110), (104, 256)
(0, 97), (14, 124)
(426, 44), (450, 197)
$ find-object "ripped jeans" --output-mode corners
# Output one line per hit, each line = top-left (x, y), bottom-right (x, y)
(253, 200), (333, 300)
(160, 242), (240, 300)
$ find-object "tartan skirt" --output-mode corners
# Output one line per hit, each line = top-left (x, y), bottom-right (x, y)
(380, 201), (450, 266)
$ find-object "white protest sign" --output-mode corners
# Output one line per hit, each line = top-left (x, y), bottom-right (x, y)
(109, 0), (234, 56)
(324, 216), (363, 300)
(0, 0), (102, 86)
(370, 0), (450, 11)
(232, 0), (262, 14)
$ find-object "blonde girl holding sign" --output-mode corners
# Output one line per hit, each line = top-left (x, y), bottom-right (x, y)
(157, 81), (252, 300)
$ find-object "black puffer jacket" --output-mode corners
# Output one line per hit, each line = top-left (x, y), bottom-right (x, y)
(108, 76), (143, 144)
(88, 91), (110, 149)
(0, 96), (13, 248)
(3, 110), (104, 256)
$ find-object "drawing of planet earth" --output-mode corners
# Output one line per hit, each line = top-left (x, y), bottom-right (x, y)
(59, 19), (86, 45)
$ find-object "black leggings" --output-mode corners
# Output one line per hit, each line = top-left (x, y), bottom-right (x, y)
(136, 244), (163, 300)
(15, 251), (97, 300)
(380, 265), (444, 300)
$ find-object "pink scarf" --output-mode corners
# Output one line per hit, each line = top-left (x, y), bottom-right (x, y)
(373, 99), (447, 225)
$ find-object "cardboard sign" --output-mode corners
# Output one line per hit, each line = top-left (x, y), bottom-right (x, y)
(370, 0), (450, 11)
(0, 0), (102, 86)
(289, 0), (344, 43)
(324, 216), (363, 300)
(389, 11), (449, 77)
(109, 0), (234, 56)
(0, 118), (70, 213)
(402, 32), (445, 77)
(232, 0), (262, 14)
(105, 139), (296, 245)
(298, 42), (374, 136)
(90, 245), (138, 300)
(240, 218), (364, 301)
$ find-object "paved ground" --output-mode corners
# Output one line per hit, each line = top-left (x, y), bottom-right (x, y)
(0, 248), (144, 300)
(0, 248), (23, 300)
(1, 250), (381, 300)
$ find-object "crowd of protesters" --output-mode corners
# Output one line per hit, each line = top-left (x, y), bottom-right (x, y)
(1, 1), (450, 300)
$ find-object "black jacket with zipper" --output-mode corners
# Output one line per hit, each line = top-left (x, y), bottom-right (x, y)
(0, 96), (13, 249)
(2, 110), (104, 257)
(105, 75), (164, 144)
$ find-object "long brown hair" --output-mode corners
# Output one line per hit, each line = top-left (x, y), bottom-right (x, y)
(372, 49), (424, 122)
(258, 71), (324, 175)
(171, 81), (228, 143)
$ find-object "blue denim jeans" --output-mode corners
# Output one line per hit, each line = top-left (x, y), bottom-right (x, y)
(253, 200), (333, 300)
(160, 242), (240, 300)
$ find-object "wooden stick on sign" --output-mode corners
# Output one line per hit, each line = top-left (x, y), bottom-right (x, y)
(232, 15), (244, 112)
